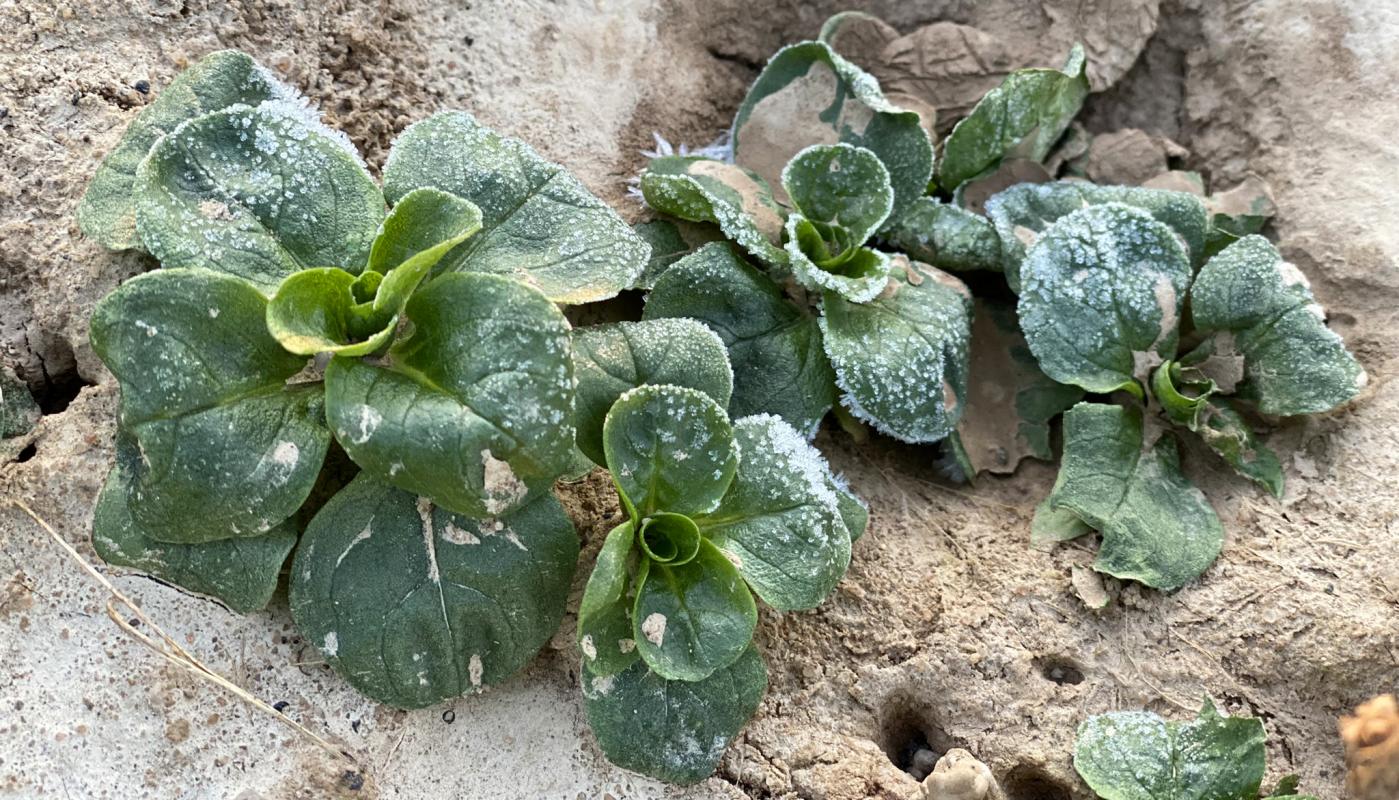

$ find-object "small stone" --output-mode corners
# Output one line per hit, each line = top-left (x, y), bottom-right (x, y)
(134, 80), (151, 94)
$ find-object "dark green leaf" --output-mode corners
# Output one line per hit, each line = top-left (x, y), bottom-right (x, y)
(782, 143), (893, 244)
(382, 111), (646, 303)
(881, 197), (1002, 273)
(325, 272), (574, 518)
(290, 473), (578, 709)
(631, 538), (757, 681)
(640, 156), (788, 267)
(578, 522), (641, 677)
(632, 219), (696, 290)
(1, 366), (39, 440)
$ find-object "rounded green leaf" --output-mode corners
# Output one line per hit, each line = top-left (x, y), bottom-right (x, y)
(985, 181), (1209, 291)
(578, 522), (641, 677)
(937, 45), (1089, 191)
(881, 197), (1003, 273)
(781, 144), (893, 244)
(89, 269), (331, 542)
(93, 439), (297, 614)
(638, 513), (702, 566)
(786, 216), (893, 303)
(697, 415), (853, 610)
(819, 258), (973, 443)
(602, 385), (738, 518)
(643, 243), (836, 436)
(367, 187), (483, 279)
(1152, 363), (1283, 498)
(266, 268), (396, 356)
(1190, 235), (1366, 415)
(582, 643), (767, 785)
(290, 474), (577, 709)
(631, 538), (758, 682)
(640, 156), (788, 267)
(1018, 204), (1192, 394)
(78, 50), (299, 251)
(632, 219), (696, 290)
(572, 318), (734, 466)
(325, 272), (575, 518)
(732, 41), (933, 224)
(382, 111), (646, 304)
(135, 103), (385, 293)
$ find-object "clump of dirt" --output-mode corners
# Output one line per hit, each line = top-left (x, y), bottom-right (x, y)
(2, 1), (1397, 798)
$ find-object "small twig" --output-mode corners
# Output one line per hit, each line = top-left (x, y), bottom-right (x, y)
(9, 498), (367, 783)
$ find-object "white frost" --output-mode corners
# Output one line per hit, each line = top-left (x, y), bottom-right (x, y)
(322, 632), (339, 657)
(641, 613), (667, 647)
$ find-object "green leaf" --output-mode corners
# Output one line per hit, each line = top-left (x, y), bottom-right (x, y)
(640, 156), (788, 267)
(572, 319), (734, 466)
(1, 365), (39, 440)
(632, 219), (696, 290)
(829, 473), (869, 541)
(631, 537), (757, 682)
(937, 45), (1089, 191)
(731, 41), (933, 223)
(986, 181), (1210, 291)
(819, 258), (973, 443)
(1074, 699), (1266, 800)
(1030, 498), (1092, 546)
(782, 144), (893, 244)
(1018, 204), (1192, 395)
(290, 473), (578, 709)
(582, 642), (767, 785)
(135, 103), (385, 293)
(382, 111), (646, 304)
(89, 269), (331, 543)
(1151, 363), (1284, 498)
(880, 197), (1002, 273)
(368, 187), (483, 310)
(957, 299), (1083, 476)
(78, 50), (299, 251)
(785, 217), (893, 303)
(697, 414), (853, 610)
(601, 385), (738, 518)
(324, 272), (574, 518)
(93, 439), (297, 613)
(578, 522), (641, 677)
(1049, 403), (1223, 590)
(1266, 775), (1301, 798)
(265, 268), (396, 356)
(1190, 235), (1366, 416)
(644, 244), (836, 435)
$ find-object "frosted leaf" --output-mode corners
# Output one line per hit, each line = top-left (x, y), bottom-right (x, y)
(576, 522), (641, 677)
(985, 180), (1209, 292)
(786, 217), (893, 303)
(582, 642), (766, 785)
(782, 143), (893, 244)
(696, 415), (855, 610)
(92, 438), (297, 613)
(820, 257), (973, 444)
(639, 156), (788, 267)
(572, 319), (733, 466)
(731, 40), (933, 223)
(1046, 403), (1223, 590)
(89, 269), (331, 543)
(643, 243), (836, 436)
(1018, 203), (1192, 394)
(882, 196), (1002, 273)
(631, 218), (695, 290)
(325, 273), (574, 518)
(1190, 235), (1364, 416)
(78, 50), (308, 251)
(135, 103), (384, 293)
(290, 474), (577, 709)
(0, 365), (39, 441)
(382, 111), (646, 304)
(937, 45), (1089, 191)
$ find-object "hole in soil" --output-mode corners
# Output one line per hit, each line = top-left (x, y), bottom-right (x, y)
(1002, 765), (1072, 800)
(1034, 656), (1085, 685)
(16, 443), (36, 463)
(19, 337), (95, 415)
(878, 693), (962, 780)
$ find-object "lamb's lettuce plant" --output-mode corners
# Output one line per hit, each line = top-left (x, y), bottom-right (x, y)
(568, 349), (865, 782)
(1075, 700), (1318, 800)
(80, 50), (650, 707)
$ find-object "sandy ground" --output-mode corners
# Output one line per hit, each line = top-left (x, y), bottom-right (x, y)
(2, 0), (1398, 798)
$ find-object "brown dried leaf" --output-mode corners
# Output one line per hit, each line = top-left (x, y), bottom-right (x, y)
(956, 159), (1053, 217)
(877, 23), (1027, 137)
(1082, 128), (1171, 186)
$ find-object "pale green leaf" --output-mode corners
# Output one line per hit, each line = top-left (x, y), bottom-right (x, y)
(90, 269), (331, 542)
(1152, 363), (1283, 498)
(578, 522), (641, 677)
(368, 187), (483, 311)
(937, 45), (1089, 191)
(601, 385), (737, 518)
(697, 415), (853, 610)
(785, 216), (893, 303)
(1049, 403), (1223, 590)
(1190, 235), (1366, 416)
(640, 156), (788, 267)
(265, 268), (396, 357)
(1018, 204), (1192, 394)
(135, 103), (385, 293)
(572, 319), (733, 466)
(1030, 498), (1092, 545)
(829, 472), (869, 542)
(78, 50), (299, 251)
(644, 244), (836, 435)
(382, 111), (646, 304)
(290, 473), (578, 709)
(324, 272), (574, 518)
(819, 258), (973, 443)
(93, 438), (297, 613)
(881, 197), (1002, 273)
(582, 642), (767, 785)
(732, 41), (933, 223)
